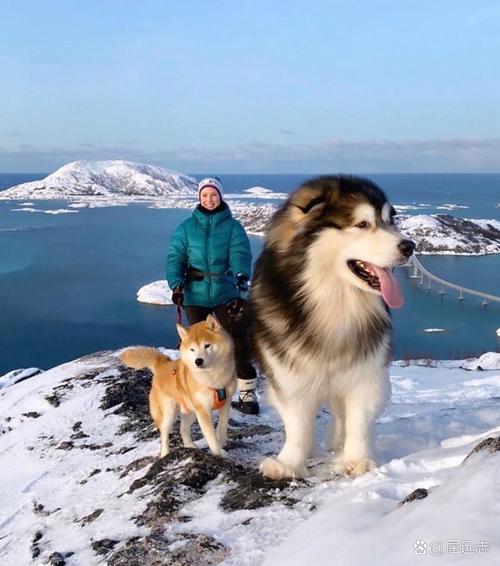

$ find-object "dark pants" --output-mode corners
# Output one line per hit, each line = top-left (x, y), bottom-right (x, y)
(184, 300), (257, 384)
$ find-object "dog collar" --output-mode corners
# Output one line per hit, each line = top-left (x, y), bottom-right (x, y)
(171, 369), (227, 412)
(212, 388), (227, 410)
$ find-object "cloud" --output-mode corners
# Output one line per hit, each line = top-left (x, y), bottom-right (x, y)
(278, 128), (296, 136)
(246, 142), (269, 149)
(1, 137), (500, 173)
(5, 131), (22, 137)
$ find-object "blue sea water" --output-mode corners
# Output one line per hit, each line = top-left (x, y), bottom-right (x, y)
(0, 173), (499, 374)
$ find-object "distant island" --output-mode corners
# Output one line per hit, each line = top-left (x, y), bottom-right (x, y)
(1, 160), (499, 255)
(397, 214), (500, 255)
(0, 160), (198, 199)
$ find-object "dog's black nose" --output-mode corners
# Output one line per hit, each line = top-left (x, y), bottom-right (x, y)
(195, 358), (204, 367)
(398, 239), (416, 258)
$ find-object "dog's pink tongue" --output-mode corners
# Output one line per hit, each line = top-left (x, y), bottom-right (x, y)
(366, 263), (403, 308)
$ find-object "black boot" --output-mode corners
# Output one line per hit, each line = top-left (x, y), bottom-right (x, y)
(231, 378), (260, 415)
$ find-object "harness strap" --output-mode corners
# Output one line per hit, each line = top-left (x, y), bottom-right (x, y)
(212, 388), (227, 410)
(170, 368), (227, 412)
(186, 267), (232, 282)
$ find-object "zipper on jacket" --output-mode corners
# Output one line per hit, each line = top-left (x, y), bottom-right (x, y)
(207, 215), (212, 303)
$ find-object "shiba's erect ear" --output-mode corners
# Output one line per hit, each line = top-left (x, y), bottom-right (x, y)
(176, 323), (188, 341)
(205, 314), (221, 332)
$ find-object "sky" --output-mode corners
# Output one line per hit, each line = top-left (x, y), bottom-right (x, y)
(1, 0), (500, 174)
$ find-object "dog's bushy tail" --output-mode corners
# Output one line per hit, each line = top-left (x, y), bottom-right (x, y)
(120, 347), (170, 371)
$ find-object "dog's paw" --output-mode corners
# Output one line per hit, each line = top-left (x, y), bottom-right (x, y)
(216, 434), (227, 447)
(260, 457), (308, 480)
(333, 457), (376, 477)
(183, 441), (196, 449)
(208, 445), (224, 457)
(329, 441), (344, 454)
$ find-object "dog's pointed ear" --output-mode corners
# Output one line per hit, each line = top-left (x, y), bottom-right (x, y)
(176, 323), (188, 341)
(295, 195), (327, 216)
(205, 314), (221, 332)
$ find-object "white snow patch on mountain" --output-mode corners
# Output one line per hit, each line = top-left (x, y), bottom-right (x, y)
(0, 367), (42, 389)
(0, 160), (197, 200)
(396, 214), (500, 255)
(225, 187), (288, 200)
(461, 352), (500, 371)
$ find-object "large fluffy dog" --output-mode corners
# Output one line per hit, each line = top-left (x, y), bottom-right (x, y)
(250, 175), (414, 479)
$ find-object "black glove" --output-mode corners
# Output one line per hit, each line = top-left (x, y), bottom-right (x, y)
(235, 273), (249, 293)
(172, 287), (184, 307)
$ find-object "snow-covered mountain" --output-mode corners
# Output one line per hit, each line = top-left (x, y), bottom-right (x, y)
(397, 214), (500, 255)
(0, 350), (499, 565)
(0, 161), (198, 200)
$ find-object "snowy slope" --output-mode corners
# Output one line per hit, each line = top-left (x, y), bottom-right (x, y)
(0, 160), (197, 200)
(0, 351), (499, 565)
(397, 214), (500, 255)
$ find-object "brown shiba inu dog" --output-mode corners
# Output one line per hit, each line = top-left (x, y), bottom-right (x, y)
(120, 314), (237, 458)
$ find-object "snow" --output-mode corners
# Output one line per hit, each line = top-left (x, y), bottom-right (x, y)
(397, 214), (500, 255)
(394, 203), (432, 212)
(137, 280), (173, 305)
(0, 160), (197, 200)
(224, 187), (288, 200)
(461, 352), (500, 371)
(0, 367), (42, 389)
(266, 450), (498, 566)
(11, 207), (78, 215)
(0, 351), (499, 564)
(436, 203), (470, 210)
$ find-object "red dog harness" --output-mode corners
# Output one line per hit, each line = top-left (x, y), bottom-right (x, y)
(171, 369), (227, 413)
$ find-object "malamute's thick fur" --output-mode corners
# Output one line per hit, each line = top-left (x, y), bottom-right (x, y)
(251, 175), (415, 479)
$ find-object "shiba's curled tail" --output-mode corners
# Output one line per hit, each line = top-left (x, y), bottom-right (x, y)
(120, 347), (169, 370)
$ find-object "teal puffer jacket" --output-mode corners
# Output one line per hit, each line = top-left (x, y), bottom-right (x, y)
(166, 204), (252, 308)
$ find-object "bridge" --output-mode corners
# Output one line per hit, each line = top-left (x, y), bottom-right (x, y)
(403, 255), (500, 307)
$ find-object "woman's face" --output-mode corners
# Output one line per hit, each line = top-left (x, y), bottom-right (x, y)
(199, 187), (221, 210)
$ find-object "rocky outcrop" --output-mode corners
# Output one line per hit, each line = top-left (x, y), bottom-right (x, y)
(396, 214), (500, 255)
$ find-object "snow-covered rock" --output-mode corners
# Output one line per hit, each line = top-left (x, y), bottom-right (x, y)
(137, 281), (173, 306)
(149, 199), (277, 236)
(461, 351), (500, 371)
(11, 207), (78, 215)
(0, 367), (42, 389)
(0, 160), (197, 200)
(0, 351), (499, 564)
(396, 214), (500, 255)
(224, 187), (288, 200)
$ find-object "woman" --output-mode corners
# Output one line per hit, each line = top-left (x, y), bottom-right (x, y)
(166, 177), (259, 415)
